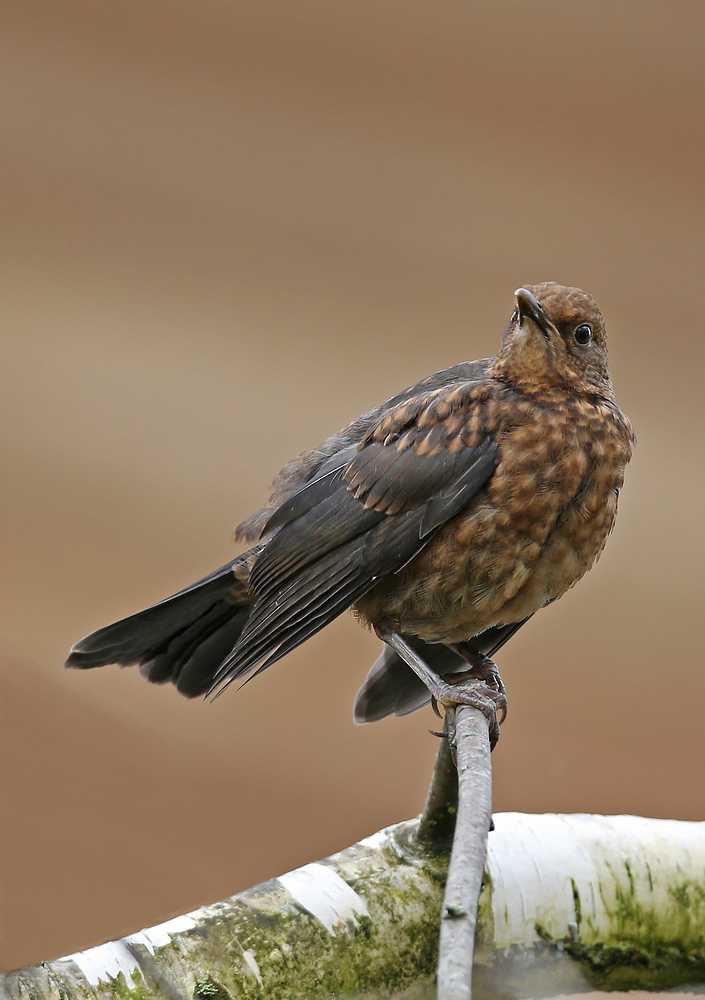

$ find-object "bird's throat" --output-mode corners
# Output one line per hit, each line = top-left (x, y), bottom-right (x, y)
(489, 322), (562, 389)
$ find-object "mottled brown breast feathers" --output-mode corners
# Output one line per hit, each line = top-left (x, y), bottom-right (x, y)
(355, 381), (634, 642)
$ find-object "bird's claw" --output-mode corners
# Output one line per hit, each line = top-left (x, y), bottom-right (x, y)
(447, 647), (508, 724)
(435, 677), (502, 752)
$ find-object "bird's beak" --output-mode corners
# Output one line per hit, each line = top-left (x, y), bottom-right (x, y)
(514, 288), (559, 341)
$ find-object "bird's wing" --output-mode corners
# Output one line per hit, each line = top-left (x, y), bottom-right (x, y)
(210, 380), (499, 695)
(234, 359), (492, 542)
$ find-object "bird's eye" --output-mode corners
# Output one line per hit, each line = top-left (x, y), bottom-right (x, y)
(574, 324), (592, 346)
(510, 310), (518, 324)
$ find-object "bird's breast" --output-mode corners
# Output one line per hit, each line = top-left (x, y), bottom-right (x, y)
(355, 392), (633, 643)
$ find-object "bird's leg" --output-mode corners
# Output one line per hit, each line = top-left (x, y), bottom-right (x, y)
(373, 620), (502, 750)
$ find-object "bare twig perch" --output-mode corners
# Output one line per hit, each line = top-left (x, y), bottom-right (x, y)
(436, 705), (493, 1000)
(4, 813), (705, 1000)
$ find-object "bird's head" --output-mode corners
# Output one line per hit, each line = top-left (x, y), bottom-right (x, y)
(491, 282), (613, 398)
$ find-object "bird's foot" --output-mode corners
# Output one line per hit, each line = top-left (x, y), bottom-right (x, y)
(432, 677), (503, 751)
(448, 644), (507, 724)
(435, 647), (508, 753)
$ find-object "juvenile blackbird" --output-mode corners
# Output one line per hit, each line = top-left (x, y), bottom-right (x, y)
(66, 283), (634, 740)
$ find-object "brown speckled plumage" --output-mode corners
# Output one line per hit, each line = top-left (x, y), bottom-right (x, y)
(356, 383), (631, 641)
(66, 283), (634, 720)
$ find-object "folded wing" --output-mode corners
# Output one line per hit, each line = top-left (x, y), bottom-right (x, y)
(210, 381), (499, 695)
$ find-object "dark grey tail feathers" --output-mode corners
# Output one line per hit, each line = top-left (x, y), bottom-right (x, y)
(65, 557), (255, 698)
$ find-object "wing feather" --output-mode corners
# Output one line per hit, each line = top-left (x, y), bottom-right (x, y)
(211, 380), (500, 694)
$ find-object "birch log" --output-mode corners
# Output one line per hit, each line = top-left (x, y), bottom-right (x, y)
(3, 813), (705, 1000)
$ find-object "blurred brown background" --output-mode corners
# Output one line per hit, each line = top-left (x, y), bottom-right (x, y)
(1, 0), (704, 973)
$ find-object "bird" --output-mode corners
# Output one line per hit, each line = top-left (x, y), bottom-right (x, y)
(66, 282), (634, 743)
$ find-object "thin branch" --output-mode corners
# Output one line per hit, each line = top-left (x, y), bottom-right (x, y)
(436, 704), (493, 1000)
